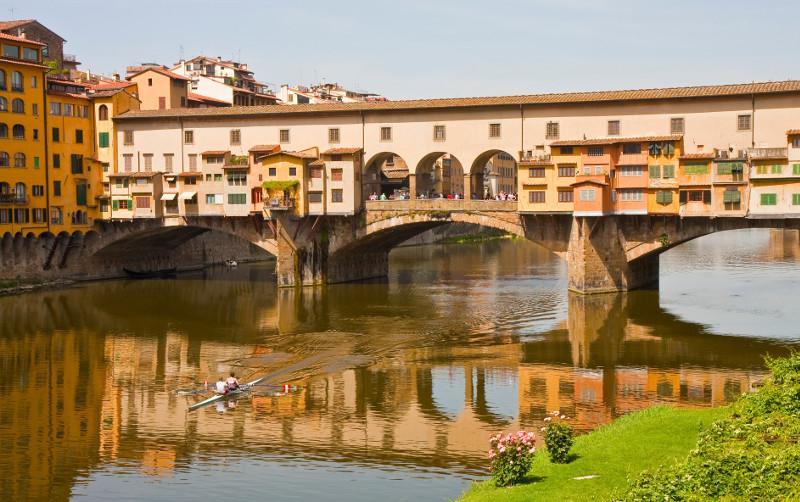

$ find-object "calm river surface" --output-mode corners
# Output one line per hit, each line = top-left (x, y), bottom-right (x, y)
(1, 228), (799, 501)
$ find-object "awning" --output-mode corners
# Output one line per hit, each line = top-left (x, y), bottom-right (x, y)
(160, 193), (177, 201)
(179, 191), (197, 200)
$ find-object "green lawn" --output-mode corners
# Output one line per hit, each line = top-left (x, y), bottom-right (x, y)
(459, 405), (730, 502)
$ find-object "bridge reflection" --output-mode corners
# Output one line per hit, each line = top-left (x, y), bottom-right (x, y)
(0, 265), (794, 500)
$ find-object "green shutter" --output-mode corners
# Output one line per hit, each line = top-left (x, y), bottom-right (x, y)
(760, 193), (777, 206)
(723, 190), (741, 203)
(99, 132), (109, 148)
(731, 162), (744, 173)
(662, 165), (675, 178)
(649, 165), (661, 178)
(793, 164), (800, 175)
(129, 199), (133, 209)
(112, 200), (118, 211)
(716, 162), (733, 175)
(656, 190), (673, 205)
(771, 165), (783, 174)
(793, 193), (800, 205)
(33, 156), (39, 168)
(683, 163), (708, 175)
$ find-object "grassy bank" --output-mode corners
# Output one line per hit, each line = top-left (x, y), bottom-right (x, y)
(460, 406), (729, 502)
(439, 233), (518, 245)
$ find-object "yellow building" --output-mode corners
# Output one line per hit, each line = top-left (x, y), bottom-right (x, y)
(646, 140), (683, 215)
(88, 81), (140, 218)
(0, 33), (48, 236)
(257, 147), (317, 217)
(46, 78), (102, 233)
(518, 147), (576, 213)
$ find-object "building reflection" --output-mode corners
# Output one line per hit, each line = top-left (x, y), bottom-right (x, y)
(1, 268), (793, 502)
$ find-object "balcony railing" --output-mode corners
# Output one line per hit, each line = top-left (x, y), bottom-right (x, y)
(520, 152), (551, 162)
(265, 198), (295, 210)
(748, 148), (788, 159)
(0, 194), (27, 204)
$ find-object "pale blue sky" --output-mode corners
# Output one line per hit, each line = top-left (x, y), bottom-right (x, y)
(6, 0), (800, 99)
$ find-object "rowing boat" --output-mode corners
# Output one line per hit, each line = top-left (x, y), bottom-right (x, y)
(188, 375), (267, 411)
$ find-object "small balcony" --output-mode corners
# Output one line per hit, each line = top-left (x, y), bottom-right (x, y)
(748, 148), (788, 160)
(265, 198), (295, 211)
(225, 155), (250, 168)
(520, 152), (551, 163)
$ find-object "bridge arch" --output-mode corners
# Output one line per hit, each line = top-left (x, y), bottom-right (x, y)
(414, 152), (465, 198)
(470, 149), (519, 200)
(363, 151), (411, 200)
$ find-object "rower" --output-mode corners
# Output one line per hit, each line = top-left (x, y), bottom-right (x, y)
(226, 372), (240, 391)
(215, 376), (227, 395)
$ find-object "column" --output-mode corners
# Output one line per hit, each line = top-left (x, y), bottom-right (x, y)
(408, 173), (416, 199)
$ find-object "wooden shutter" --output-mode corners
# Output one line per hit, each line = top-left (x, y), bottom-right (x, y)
(649, 165), (660, 178)
(679, 191), (687, 204)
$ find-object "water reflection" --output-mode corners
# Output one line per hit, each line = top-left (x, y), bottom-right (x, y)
(0, 229), (798, 501)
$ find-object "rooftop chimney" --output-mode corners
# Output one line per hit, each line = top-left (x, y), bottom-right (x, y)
(113, 73), (120, 82)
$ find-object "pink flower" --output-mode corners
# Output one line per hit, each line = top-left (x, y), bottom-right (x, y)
(544, 417), (551, 422)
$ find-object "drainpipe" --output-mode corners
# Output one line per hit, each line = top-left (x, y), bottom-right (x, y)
(519, 104), (524, 160)
(750, 93), (756, 148)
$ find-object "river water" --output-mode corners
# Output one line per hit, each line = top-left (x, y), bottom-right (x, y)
(0, 228), (798, 501)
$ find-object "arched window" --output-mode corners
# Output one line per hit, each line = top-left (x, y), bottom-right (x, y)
(11, 71), (23, 92)
(0, 69), (5, 90)
(0, 152), (8, 167)
(0, 97), (7, 112)
(98, 104), (109, 121)
(11, 99), (23, 114)
(0, 182), (9, 194)
(12, 125), (24, 139)
(14, 183), (25, 202)
(0, 123), (6, 138)
(13, 153), (25, 168)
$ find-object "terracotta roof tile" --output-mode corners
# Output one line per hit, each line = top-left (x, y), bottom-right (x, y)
(323, 147), (363, 155)
(249, 144), (281, 153)
(130, 171), (158, 178)
(201, 150), (228, 156)
(550, 135), (682, 146)
(786, 129), (800, 135)
(680, 152), (716, 160)
(187, 92), (230, 105)
(116, 80), (800, 121)
(0, 32), (46, 45)
(309, 159), (326, 167)
(127, 67), (191, 82)
(177, 171), (201, 177)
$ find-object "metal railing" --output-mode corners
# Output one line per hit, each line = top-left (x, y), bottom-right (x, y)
(748, 148), (788, 159)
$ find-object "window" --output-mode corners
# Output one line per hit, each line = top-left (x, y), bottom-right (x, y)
(99, 132), (109, 148)
(164, 154), (174, 172)
(0, 124), (5, 139)
(793, 164), (800, 175)
(188, 154), (197, 171)
(206, 194), (223, 205)
(528, 190), (546, 203)
(279, 129), (290, 143)
(331, 168), (343, 181)
(793, 193), (800, 206)
(649, 165), (661, 178)
(50, 102), (61, 115)
(32, 208), (46, 223)
(620, 166), (643, 176)
(685, 190), (710, 203)
(268, 167), (277, 176)
(0, 152), (7, 167)
(559, 146), (573, 155)
(31, 103), (37, 116)
(53, 181), (61, 196)
(380, 127), (392, 141)
(771, 164), (783, 174)
(3, 45), (19, 59)
(0, 70), (4, 90)
(123, 130), (134, 146)
(230, 129), (241, 145)
(587, 146), (604, 156)
(328, 128), (340, 143)
(760, 193), (777, 206)
(622, 143), (641, 154)
(607, 120), (620, 136)
(11, 98), (23, 113)
(716, 162), (744, 175)
(0, 97), (5, 111)
(489, 123), (501, 138)
(227, 194), (247, 204)
(737, 114), (751, 131)
(182, 176), (197, 185)
(656, 190), (673, 205)
(11, 71), (22, 91)
(331, 154), (342, 161)
(136, 197), (150, 209)
(671, 117), (685, 134)
(63, 104), (73, 116)
(558, 166), (575, 177)
(12, 124), (24, 139)
(123, 154), (133, 171)
(114, 199), (131, 210)
(310, 167), (323, 179)
(71, 154), (83, 174)
(528, 168), (546, 178)
(33, 156), (39, 168)
(793, 138), (800, 148)
(143, 154), (153, 172)
(227, 172), (247, 186)
(723, 189), (741, 204)
(98, 105), (109, 121)
(13, 152), (25, 168)
(288, 167), (296, 176)
(75, 129), (84, 144)
(619, 189), (643, 201)
(308, 192), (322, 203)
(433, 125), (446, 141)
(22, 47), (38, 61)
(545, 122), (559, 140)
(332, 189), (343, 203)
(112, 178), (127, 189)
(184, 130), (194, 144)
(683, 163), (708, 175)
(52, 153), (60, 169)
(32, 128), (38, 141)
(579, 189), (596, 201)
(558, 190), (573, 203)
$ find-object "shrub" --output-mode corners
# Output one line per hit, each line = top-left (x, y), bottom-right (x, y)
(542, 411), (574, 463)
(488, 431), (536, 487)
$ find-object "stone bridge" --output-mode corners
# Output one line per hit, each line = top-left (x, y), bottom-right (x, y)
(2, 202), (798, 293)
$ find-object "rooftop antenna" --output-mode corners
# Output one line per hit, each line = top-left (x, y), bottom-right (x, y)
(10, 7), (14, 19)
(179, 44), (184, 61)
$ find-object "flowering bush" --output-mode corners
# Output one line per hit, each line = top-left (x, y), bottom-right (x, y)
(542, 411), (574, 464)
(488, 431), (536, 487)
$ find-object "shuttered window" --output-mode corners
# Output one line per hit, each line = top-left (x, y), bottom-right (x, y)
(717, 162), (744, 175)
(662, 165), (675, 178)
(793, 193), (800, 205)
(649, 165), (661, 178)
(723, 189), (741, 203)
(98, 132), (109, 148)
(683, 163), (708, 175)
(558, 190), (573, 202)
(760, 193), (777, 206)
(771, 165), (783, 174)
(656, 190), (673, 205)
(528, 168), (546, 178)
(308, 192), (322, 203)
(793, 164), (800, 175)
(528, 190), (545, 203)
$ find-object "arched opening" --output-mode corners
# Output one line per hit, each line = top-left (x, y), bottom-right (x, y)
(98, 104), (109, 121)
(470, 150), (519, 200)
(11, 98), (23, 114)
(0, 152), (7, 167)
(363, 152), (411, 200)
(414, 152), (465, 199)
(13, 153), (25, 168)
(0, 123), (7, 138)
(12, 125), (24, 140)
(10, 71), (22, 92)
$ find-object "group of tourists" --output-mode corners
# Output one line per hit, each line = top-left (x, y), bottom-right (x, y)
(486, 191), (517, 201)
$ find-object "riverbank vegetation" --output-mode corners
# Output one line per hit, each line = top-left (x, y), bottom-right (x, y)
(462, 353), (800, 501)
(461, 406), (728, 501)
